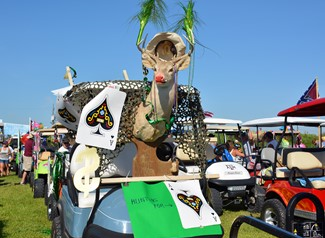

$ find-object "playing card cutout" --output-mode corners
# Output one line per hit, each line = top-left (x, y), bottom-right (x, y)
(58, 107), (77, 123)
(76, 87), (126, 150)
(165, 180), (221, 228)
(56, 94), (80, 131)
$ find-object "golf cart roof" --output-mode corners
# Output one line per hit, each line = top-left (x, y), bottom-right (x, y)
(242, 116), (325, 127)
(278, 98), (325, 117)
(204, 118), (243, 131)
(37, 127), (69, 136)
(204, 118), (242, 125)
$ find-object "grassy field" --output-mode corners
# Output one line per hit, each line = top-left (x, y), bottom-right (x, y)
(0, 172), (278, 238)
(0, 173), (51, 238)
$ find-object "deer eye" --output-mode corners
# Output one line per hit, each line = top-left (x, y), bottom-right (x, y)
(168, 67), (174, 73)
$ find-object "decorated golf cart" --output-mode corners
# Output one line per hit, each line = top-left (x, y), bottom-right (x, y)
(51, 1), (223, 237)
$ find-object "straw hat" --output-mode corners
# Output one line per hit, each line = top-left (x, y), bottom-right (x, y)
(145, 32), (186, 60)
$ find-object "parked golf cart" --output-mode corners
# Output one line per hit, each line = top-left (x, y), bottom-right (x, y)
(176, 118), (265, 216)
(32, 126), (69, 199)
(241, 116), (325, 182)
(257, 98), (325, 237)
(47, 151), (68, 221)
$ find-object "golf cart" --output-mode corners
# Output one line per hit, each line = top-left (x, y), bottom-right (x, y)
(176, 117), (264, 216)
(257, 98), (325, 237)
(51, 30), (223, 237)
(32, 126), (69, 200)
(241, 116), (325, 184)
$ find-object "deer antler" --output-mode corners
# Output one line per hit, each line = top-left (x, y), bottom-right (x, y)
(137, 39), (145, 53)
(137, 34), (148, 53)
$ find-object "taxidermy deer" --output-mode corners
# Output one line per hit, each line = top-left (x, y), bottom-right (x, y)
(133, 32), (193, 143)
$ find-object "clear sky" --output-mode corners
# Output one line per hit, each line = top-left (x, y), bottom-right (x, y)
(0, 1), (324, 131)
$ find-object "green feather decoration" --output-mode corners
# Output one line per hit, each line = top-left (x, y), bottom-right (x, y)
(172, 0), (200, 45)
(132, 0), (168, 45)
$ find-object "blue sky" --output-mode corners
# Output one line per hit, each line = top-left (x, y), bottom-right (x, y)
(0, 1), (324, 132)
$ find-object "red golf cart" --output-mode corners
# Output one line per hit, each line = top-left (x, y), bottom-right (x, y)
(260, 98), (325, 237)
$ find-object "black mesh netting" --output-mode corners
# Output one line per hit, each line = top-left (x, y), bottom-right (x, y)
(64, 80), (208, 175)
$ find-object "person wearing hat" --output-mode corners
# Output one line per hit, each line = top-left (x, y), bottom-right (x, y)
(20, 132), (34, 184)
(58, 137), (71, 153)
(0, 141), (12, 176)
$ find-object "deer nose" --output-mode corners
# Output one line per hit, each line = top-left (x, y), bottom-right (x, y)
(155, 74), (165, 83)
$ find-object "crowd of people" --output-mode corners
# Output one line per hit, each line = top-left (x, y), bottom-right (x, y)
(209, 130), (317, 170)
(0, 130), (73, 184)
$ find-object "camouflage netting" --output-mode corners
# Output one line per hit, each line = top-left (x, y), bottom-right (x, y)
(64, 80), (209, 175)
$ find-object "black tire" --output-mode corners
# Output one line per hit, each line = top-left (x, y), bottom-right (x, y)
(29, 172), (34, 188)
(48, 194), (58, 221)
(247, 185), (265, 213)
(34, 178), (45, 198)
(51, 216), (62, 238)
(208, 187), (223, 216)
(15, 163), (18, 175)
(18, 166), (23, 178)
(45, 184), (49, 205)
(260, 199), (286, 229)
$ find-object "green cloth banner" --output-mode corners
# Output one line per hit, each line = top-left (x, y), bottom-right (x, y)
(122, 181), (222, 238)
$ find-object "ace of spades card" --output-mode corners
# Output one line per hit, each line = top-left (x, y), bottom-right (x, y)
(76, 86), (126, 150)
(56, 94), (80, 131)
(165, 180), (221, 229)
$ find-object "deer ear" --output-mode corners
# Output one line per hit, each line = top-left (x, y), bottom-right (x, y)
(142, 52), (156, 69)
(175, 55), (191, 70)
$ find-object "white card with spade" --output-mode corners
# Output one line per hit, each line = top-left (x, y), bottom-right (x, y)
(76, 85), (126, 150)
(165, 180), (221, 228)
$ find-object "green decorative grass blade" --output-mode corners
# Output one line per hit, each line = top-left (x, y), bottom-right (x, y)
(131, 0), (168, 45)
(172, 0), (200, 45)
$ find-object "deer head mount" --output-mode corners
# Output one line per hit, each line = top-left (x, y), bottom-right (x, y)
(133, 32), (194, 142)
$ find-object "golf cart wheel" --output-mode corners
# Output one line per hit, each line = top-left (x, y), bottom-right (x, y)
(14, 163), (18, 175)
(48, 194), (58, 221)
(18, 167), (22, 178)
(247, 185), (265, 213)
(45, 184), (49, 205)
(34, 178), (45, 198)
(51, 216), (62, 238)
(261, 199), (286, 229)
(29, 172), (34, 188)
(208, 187), (223, 216)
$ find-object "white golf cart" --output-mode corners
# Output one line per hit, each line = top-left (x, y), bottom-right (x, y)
(176, 118), (264, 216)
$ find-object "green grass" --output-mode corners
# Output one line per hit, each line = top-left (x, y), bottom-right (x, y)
(0, 172), (51, 238)
(0, 172), (278, 238)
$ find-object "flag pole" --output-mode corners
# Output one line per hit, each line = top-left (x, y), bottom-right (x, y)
(316, 77), (322, 147)
(316, 77), (319, 99)
(29, 117), (32, 132)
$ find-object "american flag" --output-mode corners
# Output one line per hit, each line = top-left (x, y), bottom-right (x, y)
(297, 79), (319, 105)
(204, 111), (214, 118)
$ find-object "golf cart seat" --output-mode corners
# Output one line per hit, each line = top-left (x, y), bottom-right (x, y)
(287, 151), (325, 189)
(260, 148), (282, 166)
(175, 144), (215, 175)
(39, 151), (52, 161)
(175, 145), (200, 175)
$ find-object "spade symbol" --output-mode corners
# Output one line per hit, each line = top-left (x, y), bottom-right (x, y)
(58, 107), (77, 123)
(177, 194), (203, 216)
(86, 98), (114, 134)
